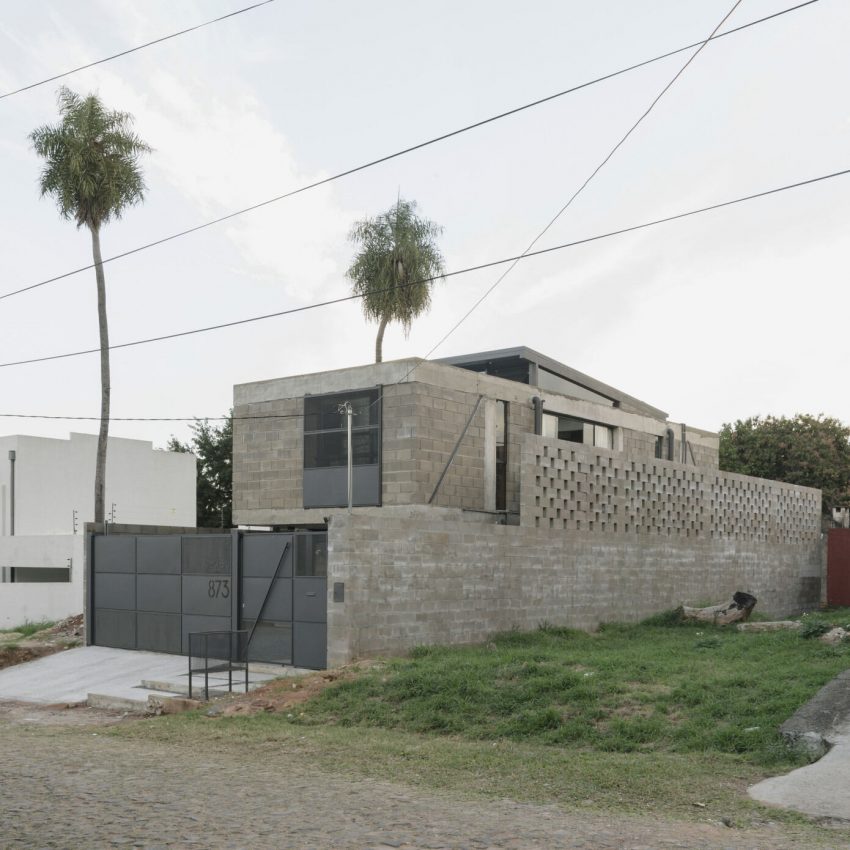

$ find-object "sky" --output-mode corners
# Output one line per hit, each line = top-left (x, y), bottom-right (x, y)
(0, 0), (847, 450)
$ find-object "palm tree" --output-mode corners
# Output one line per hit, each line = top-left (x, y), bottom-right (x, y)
(347, 198), (446, 363)
(30, 87), (151, 524)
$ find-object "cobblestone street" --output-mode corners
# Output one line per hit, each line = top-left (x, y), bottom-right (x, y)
(0, 703), (845, 850)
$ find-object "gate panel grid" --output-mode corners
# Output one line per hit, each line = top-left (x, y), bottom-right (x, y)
(91, 530), (327, 668)
(240, 532), (327, 669)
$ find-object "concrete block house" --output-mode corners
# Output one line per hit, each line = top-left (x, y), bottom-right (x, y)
(233, 348), (823, 667)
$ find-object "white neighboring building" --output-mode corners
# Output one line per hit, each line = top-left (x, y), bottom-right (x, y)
(0, 432), (196, 628)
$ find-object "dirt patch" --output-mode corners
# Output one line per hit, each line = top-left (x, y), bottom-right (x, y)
(0, 645), (62, 670)
(0, 614), (84, 670)
(0, 699), (142, 728)
(209, 660), (382, 717)
(30, 613), (85, 646)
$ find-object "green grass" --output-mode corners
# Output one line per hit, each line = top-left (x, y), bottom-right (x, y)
(107, 613), (850, 840)
(291, 614), (850, 768)
(112, 712), (836, 839)
(0, 620), (54, 638)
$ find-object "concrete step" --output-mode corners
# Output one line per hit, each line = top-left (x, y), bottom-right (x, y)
(87, 692), (150, 713)
(141, 679), (247, 699)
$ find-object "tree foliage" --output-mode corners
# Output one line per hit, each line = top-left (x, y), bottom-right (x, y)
(169, 418), (233, 528)
(30, 87), (150, 230)
(719, 414), (850, 513)
(30, 87), (150, 524)
(346, 198), (446, 362)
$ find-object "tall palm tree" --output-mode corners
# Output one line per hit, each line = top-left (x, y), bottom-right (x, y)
(347, 198), (445, 363)
(30, 87), (151, 524)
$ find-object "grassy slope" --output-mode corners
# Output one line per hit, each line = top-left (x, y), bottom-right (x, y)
(295, 614), (850, 768)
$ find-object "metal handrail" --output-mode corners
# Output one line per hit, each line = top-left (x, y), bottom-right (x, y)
(188, 629), (249, 701)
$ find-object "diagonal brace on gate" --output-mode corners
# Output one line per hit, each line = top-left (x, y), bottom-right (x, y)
(245, 541), (290, 653)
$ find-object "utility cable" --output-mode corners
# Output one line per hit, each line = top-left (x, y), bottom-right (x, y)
(0, 0), (820, 303)
(0, 412), (300, 422)
(0, 166), (845, 370)
(0, 0), (277, 100)
(405, 0), (744, 378)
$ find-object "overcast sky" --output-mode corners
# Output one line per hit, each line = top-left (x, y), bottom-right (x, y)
(0, 0), (847, 450)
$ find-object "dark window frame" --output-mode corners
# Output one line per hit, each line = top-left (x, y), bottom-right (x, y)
(303, 388), (382, 471)
(495, 400), (508, 512)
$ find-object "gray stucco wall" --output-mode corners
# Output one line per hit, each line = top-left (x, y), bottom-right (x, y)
(325, 505), (823, 666)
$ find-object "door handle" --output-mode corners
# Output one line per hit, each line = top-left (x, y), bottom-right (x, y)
(305, 592), (317, 597)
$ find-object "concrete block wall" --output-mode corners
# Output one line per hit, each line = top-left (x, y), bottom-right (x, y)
(521, 434), (821, 544)
(232, 358), (716, 526)
(325, 505), (823, 665)
(408, 383), (529, 514)
(381, 381), (488, 510)
(688, 438), (718, 468)
(233, 397), (303, 521)
(620, 427), (661, 463)
(620, 426), (719, 468)
(234, 376), (532, 523)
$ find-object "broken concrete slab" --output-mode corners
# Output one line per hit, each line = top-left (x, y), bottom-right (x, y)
(749, 668), (850, 818)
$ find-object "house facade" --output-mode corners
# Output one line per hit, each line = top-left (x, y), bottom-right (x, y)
(0, 433), (196, 628)
(233, 349), (823, 667)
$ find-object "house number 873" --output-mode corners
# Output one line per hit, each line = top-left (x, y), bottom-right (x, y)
(208, 579), (230, 598)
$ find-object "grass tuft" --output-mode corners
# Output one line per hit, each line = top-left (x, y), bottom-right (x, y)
(0, 620), (55, 637)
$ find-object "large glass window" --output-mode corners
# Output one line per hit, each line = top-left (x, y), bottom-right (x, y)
(304, 430), (379, 468)
(304, 392), (380, 432)
(303, 388), (382, 508)
(303, 389), (380, 470)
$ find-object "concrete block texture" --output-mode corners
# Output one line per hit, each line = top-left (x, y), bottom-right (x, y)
(232, 358), (715, 526)
(520, 434), (821, 545)
(325, 505), (823, 666)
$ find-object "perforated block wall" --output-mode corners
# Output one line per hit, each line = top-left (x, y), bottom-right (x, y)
(520, 434), (820, 544)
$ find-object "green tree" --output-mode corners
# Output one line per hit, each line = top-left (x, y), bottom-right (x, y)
(347, 198), (446, 363)
(30, 87), (151, 524)
(168, 417), (233, 528)
(719, 414), (850, 514)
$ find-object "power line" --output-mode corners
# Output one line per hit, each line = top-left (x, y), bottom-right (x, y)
(1, 0), (820, 303)
(0, 412), (300, 422)
(408, 0), (744, 376)
(0, 166), (845, 370)
(0, 0), (277, 100)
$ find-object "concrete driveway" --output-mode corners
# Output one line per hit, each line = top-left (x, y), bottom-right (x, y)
(0, 645), (275, 707)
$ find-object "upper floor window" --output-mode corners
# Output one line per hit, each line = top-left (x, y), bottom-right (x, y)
(303, 389), (380, 469)
(542, 412), (614, 449)
(302, 388), (381, 508)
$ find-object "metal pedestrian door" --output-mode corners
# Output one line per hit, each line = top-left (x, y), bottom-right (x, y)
(239, 532), (327, 669)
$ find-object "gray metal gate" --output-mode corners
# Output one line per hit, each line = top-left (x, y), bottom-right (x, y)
(90, 530), (327, 669)
(91, 534), (236, 654)
(240, 532), (327, 669)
